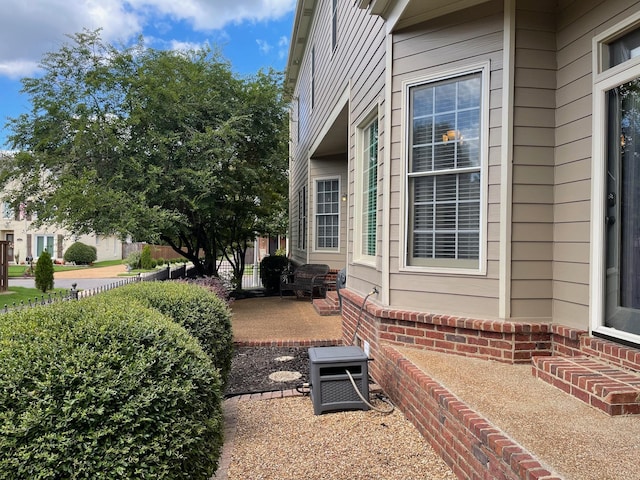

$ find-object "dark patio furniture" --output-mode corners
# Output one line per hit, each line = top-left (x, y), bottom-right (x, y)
(280, 263), (330, 302)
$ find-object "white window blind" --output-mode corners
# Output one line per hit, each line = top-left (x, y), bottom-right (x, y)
(407, 72), (482, 268)
(361, 119), (378, 256)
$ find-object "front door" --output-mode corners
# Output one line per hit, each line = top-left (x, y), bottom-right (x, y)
(605, 78), (640, 336)
(4, 233), (14, 263)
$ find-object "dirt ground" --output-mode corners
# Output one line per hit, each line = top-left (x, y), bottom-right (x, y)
(225, 346), (310, 396)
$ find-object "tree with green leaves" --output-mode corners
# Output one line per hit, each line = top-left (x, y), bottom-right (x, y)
(35, 251), (54, 293)
(1, 29), (288, 288)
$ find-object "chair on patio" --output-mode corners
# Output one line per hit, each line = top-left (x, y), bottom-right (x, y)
(279, 263), (330, 302)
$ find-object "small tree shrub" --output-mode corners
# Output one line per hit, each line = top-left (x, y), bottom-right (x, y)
(125, 251), (141, 270)
(103, 281), (233, 385)
(34, 250), (54, 292)
(140, 245), (153, 270)
(63, 241), (97, 264)
(0, 297), (223, 479)
(260, 255), (290, 293)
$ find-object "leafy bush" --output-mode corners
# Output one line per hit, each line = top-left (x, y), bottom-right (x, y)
(125, 251), (141, 270)
(34, 250), (54, 292)
(140, 245), (153, 270)
(0, 297), (223, 479)
(63, 241), (97, 265)
(185, 276), (234, 306)
(103, 281), (233, 385)
(260, 255), (290, 293)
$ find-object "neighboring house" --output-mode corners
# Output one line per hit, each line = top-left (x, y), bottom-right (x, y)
(286, 0), (640, 418)
(0, 200), (123, 264)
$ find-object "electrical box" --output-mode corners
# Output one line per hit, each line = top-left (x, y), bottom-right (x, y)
(308, 346), (369, 415)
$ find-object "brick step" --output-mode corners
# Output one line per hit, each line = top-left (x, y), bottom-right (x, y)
(532, 355), (640, 416)
(313, 291), (340, 316)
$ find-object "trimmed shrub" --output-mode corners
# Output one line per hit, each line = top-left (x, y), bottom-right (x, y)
(103, 281), (233, 385)
(260, 255), (290, 293)
(34, 250), (54, 292)
(0, 297), (223, 479)
(140, 245), (153, 270)
(125, 251), (141, 270)
(63, 241), (97, 265)
(185, 276), (233, 306)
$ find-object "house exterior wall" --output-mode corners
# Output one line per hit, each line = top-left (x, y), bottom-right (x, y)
(553, 0), (640, 331)
(287, 0), (387, 275)
(510, 0), (556, 321)
(389, 0), (504, 318)
(0, 208), (123, 263)
(288, 0), (640, 347)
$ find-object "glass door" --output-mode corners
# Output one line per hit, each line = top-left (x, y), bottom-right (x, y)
(5, 234), (14, 263)
(605, 79), (640, 335)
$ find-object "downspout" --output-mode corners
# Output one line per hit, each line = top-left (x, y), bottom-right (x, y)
(499, 0), (516, 319)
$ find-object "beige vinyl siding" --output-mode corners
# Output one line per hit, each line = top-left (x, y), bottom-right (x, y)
(552, 0), (640, 328)
(288, 1), (387, 277)
(509, 0), (556, 320)
(388, 0), (503, 318)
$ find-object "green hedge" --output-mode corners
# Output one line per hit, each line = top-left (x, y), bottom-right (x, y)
(0, 296), (223, 479)
(259, 255), (289, 293)
(102, 281), (234, 386)
(63, 241), (98, 265)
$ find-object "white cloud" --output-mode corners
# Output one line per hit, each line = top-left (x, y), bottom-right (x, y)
(127, 0), (296, 31)
(256, 39), (272, 55)
(0, 0), (295, 78)
(277, 35), (289, 60)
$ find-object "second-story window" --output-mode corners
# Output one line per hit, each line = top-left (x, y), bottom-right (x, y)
(311, 46), (315, 110)
(331, 0), (338, 52)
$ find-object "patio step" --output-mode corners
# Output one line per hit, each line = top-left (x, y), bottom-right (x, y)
(313, 291), (340, 316)
(532, 355), (640, 415)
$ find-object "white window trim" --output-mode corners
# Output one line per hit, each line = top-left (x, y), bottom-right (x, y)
(354, 108), (380, 266)
(590, 16), (640, 345)
(313, 176), (341, 253)
(399, 61), (490, 276)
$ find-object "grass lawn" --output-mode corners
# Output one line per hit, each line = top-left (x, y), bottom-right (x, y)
(0, 286), (70, 309)
(8, 259), (124, 278)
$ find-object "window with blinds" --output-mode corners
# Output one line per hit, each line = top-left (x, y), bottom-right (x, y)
(407, 71), (483, 269)
(297, 185), (307, 250)
(361, 118), (378, 257)
(316, 178), (339, 250)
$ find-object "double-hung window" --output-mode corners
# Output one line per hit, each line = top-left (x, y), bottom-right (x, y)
(315, 178), (339, 250)
(356, 116), (379, 261)
(1, 202), (12, 219)
(36, 235), (54, 257)
(406, 69), (484, 270)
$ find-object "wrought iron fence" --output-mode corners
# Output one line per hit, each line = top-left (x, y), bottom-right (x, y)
(1, 262), (262, 314)
(1, 263), (199, 314)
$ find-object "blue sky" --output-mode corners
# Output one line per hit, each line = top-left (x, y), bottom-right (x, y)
(0, 0), (296, 148)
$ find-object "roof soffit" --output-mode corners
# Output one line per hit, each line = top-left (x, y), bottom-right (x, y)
(285, 0), (317, 96)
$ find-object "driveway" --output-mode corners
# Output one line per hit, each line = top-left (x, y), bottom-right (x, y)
(9, 264), (129, 291)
